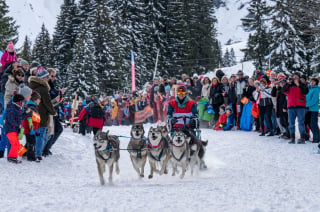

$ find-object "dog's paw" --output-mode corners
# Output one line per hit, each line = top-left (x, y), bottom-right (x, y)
(148, 174), (153, 179)
(164, 169), (168, 174)
(140, 174), (144, 178)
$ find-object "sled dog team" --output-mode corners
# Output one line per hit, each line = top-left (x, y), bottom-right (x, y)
(93, 123), (208, 185)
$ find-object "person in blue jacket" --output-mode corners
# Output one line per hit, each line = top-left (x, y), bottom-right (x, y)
(224, 106), (236, 131)
(306, 77), (320, 144)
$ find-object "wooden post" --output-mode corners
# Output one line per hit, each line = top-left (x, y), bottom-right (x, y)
(70, 94), (78, 128)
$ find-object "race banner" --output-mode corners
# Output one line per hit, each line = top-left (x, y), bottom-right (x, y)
(135, 105), (154, 123)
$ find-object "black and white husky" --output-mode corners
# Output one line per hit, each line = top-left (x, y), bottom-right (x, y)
(147, 126), (170, 179)
(127, 123), (148, 178)
(93, 130), (120, 185)
(170, 131), (191, 179)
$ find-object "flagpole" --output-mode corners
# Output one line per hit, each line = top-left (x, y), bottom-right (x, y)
(131, 50), (136, 91)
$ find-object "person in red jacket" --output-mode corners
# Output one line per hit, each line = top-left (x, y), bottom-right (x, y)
(22, 91), (41, 161)
(214, 105), (227, 130)
(78, 98), (105, 135)
(167, 85), (198, 129)
(282, 73), (309, 144)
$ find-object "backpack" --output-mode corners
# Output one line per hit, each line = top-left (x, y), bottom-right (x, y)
(89, 103), (104, 119)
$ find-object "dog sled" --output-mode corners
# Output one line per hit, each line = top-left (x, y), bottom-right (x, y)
(167, 116), (201, 140)
(167, 116), (207, 172)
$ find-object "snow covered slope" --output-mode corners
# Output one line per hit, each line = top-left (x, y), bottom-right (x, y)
(6, 0), (63, 47)
(1, 125), (320, 211)
(216, 0), (251, 45)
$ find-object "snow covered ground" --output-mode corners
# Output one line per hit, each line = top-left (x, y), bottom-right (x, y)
(1, 124), (320, 212)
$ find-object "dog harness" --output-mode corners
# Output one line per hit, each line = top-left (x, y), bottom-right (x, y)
(148, 139), (165, 162)
(97, 144), (113, 162)
(170, 142), (187, 162)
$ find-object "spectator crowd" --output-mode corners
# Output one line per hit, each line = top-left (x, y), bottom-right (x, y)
(0, 41), (319, 164)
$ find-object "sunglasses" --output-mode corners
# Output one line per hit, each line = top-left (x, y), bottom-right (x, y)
(17, 74), (25, 77)
(51, 75), (56, 78)
(177, 89), (186, 95)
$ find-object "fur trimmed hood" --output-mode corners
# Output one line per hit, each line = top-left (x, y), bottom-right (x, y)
(28, 76), (50, 90)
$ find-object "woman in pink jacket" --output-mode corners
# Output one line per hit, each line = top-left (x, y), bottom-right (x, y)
(1, 42), (17, 72)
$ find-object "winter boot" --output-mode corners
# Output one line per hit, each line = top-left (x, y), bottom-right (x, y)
(288, 134), (295, 144)
(305, 133), (309, 142)
(267, 131), (274, 136)
(35, 157), (42, 163)
(7, 157), (22, 164)
(280, 133), (290, 140)
(0, 150), (4, 158)
(297, 136), (306, 144)
(275, 128), (281, 136)
(259, 131), (265, 136)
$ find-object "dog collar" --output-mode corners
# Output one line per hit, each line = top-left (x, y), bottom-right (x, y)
(148, 140), (163, 149)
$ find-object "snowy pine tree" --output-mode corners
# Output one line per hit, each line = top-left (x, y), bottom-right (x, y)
(223, 48), (230, 67)
(18, 36), (32, 62)
(230, 48), (237, 66)
(241, 0), (271, 67)
(51, 0), (78, 83)
(67, 26), (98, 98)
(269, 0), (307, 74)
(0, 0), (19, 50)
(166, 1), (190, 77)
(90, 0), (121, 94)
(32, 24), (52, 68)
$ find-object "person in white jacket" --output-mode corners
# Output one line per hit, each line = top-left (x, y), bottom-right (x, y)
(253, 78), (274, 136)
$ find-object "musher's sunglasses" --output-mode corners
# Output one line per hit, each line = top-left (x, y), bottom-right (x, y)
(177, 89), (186, 95)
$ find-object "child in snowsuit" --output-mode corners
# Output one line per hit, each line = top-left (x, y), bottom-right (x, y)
(22, 91), (41, 161)
(5, 94), (26, 163)
(214, 105), (227, 131)
(223, 106), (236, 131)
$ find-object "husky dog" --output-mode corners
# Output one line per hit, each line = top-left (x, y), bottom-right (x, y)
(170, 131), (191, 179)
(183, 129), (208, 171)
(128, 123), (148, 178)
(147, 126), (170, 179)
(93, 130), (120, 185)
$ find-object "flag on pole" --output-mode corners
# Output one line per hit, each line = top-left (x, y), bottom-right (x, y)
(131, 50), (136, 91)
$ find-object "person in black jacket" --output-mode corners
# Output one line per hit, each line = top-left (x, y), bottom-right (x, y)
(243, 78), (256, 102)
(228, 74), (237, 121)
(210, 77), (223, 122)
(273, 75), (290, 139)
(42, 68), (65, 156)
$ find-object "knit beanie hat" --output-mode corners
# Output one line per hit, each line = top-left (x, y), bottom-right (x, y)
(30, 61), (40, 72)
(7, 42), (14, 50)
(220, 105), (226, 111)
(225, 106), (232, 112)
(177, 85), (187, 92)
(36, 69), (49, 79)
(165, 85), (171, 91)
(18, 58), (29, 67)
(31, 90), (41, 101)
(18, 84), (32, 98)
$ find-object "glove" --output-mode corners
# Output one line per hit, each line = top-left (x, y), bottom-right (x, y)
(219, 123), (223, 128)
(27, 117), (33, 131)
(18, 127), (24, 140)
(29, 130), (36, 135)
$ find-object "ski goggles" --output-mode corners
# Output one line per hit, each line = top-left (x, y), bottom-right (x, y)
(177, 89), (186, 95)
